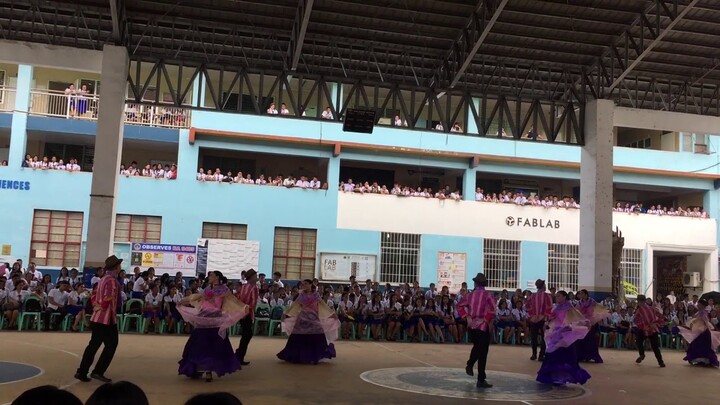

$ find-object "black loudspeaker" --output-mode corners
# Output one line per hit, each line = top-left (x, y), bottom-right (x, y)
(714, 179), (720, 190)
(343, 108), (376, 134)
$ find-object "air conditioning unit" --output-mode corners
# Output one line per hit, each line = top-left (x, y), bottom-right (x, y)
(683, 272), (701, 288)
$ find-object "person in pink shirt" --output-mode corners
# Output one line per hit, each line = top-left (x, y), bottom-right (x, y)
(527, 279), (553, 361)
(634, 294), (666, 367)
(75, 255), (122, 383)
(457, 273), (496, 389)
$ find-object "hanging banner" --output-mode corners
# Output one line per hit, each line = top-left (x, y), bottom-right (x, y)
(130, 243), (197, 277)
(437, 252), (467, 293)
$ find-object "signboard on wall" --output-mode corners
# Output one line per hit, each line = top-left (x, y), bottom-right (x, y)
(198, 238), (260, 280)
(130, 242), (197, 277)
(437, 252), (467, 293)
(320, 253), (377, 282)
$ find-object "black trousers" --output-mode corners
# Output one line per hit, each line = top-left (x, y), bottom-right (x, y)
(529, 320), (546, 357)
(235, 315), (253, 362)
(43, 307), (67, 330)
(636, 331), (663, 363)
(77, 322), (118, 375)
(467, 329), (491, 382)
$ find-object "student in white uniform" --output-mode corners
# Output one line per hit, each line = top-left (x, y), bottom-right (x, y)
(144, 283), (163, 334)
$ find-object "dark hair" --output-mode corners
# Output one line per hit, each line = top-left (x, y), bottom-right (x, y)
(556, 290), (569, 299)
(185, 393), (243, 405)
(210, 271), (224, 279)
(12, 385), (82, 405)
(579, 289), (589, 296)
(85, 381), (149, 405)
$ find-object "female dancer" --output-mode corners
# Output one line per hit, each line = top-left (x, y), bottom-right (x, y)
(177, 271), (248, 381)
(575, 289), (608, 363)
(536, 290), (591, 385)
(277, 279), (339, 364)
(679, 299), (720, 367)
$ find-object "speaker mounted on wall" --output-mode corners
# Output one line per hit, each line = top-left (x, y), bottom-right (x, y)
(343, 108), (376, 134)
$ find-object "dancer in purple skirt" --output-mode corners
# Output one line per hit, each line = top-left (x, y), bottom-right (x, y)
(277, 279), (339, 364)
(575, 289), (609, 363)
(679, 299), (720, 367)
(177, 271), (248, 381)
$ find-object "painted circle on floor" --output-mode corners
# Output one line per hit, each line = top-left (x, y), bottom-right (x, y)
(360, 367), (588, 402)
(0, 362), (43, 385)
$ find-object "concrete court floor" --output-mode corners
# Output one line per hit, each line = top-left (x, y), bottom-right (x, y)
(1, 331), (719, 405)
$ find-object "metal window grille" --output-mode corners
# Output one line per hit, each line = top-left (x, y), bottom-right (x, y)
(380, 232), (421, 284)
(548, 244), (579, 292)
(483, 239), (521, 289)
(201, 222), (248, 240)
(30, 210), (83, 267)
(273, 227), (317, 280)
(114, 215), (162, 243)
(620, 248), (643, 297)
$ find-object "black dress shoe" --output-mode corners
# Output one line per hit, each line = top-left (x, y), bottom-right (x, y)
(476, 380), (493, 389)
(530, 355), (537, 361)
(74, 372), (91, 382)
(636, 355), (645, 364)
(90, 373), (112, 383)
(240, 361), (250, 366)
(465, 365), (474, 376)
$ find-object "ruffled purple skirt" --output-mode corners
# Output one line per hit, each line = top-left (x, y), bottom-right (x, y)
(277, 333), (336, 364)
(537, 344), (591, 385)
(178, 327), (241, 378)
(576, 325), (603, 363)
(683, 329), (719, 367)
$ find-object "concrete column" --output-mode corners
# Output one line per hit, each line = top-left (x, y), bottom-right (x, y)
(8, 64), (33, 167)
(467, 97), (480, 134)
(462, 168), (477, 201)
(177, 129), (198, 180)
(579, 99), (615, 299)
(704, 190), (720, 246)
(330, 83), (343, 117)
(192, 74), (206, 108)
(84, 45), (129, 267)
(327, 156), (340, 194)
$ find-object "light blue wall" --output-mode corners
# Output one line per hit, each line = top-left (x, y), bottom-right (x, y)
(419, 235), (483, 287)
(520, 241), (549, 290)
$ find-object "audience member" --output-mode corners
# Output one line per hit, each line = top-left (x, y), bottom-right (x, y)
(185, 393), (243, 405)
(85, 381), (149, 405)
(12, 385), (82, 405)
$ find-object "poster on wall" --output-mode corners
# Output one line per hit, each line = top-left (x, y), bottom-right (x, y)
(130, 242), (197, 277)
(319, 253), (377, 282)
(437, 252), (467, 293)
(657, 255), (687, 297)
(198, 238), (260, 280)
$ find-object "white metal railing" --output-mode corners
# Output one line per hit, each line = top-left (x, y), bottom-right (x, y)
(0, 86), (16, 112)
(26, 89), (191, 129)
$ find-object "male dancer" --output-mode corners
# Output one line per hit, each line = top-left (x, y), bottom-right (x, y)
(75, 255), (122, 382)
(458, 273), (496, 389)
(527, 279), (552, 361)
(235, 268), (259, 366)
(634, 294), (666, 367)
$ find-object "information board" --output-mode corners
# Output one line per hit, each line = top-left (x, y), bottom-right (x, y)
(437, 252), (466, 293)
(199, 239), (260, 280)
(319, 253), (377, 281)
(130, 243), (197, 277)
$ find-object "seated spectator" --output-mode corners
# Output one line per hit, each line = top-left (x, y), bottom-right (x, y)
(144, 283), (163, 334)
(85, 381), (149, 405)
(185, 393), (243, 405)
(43, 281), (71, 331)
(12, 385), (82, 405)
(266, 102), (278, 115)
(321, 106), (333, 120)
(280, 103), (290, 115)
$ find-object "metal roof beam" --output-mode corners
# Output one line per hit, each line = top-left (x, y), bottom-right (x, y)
(108, 0), (127, 45)
(287, 0), (314, 72)
(430, 0), (508, 89)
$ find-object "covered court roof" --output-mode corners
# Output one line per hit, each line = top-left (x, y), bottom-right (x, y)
(1, 0), (719, 115)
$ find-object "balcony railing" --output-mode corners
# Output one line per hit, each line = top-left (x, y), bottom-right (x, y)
(27, 90), (191, 129)
(0, 86), (16, 112)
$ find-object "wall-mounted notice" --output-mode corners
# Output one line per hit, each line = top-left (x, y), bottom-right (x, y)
(319, 253), (377, 282)
(437, 252), (467, 293)
(130, 243), (197, 277)
(198, 238), (260, 280)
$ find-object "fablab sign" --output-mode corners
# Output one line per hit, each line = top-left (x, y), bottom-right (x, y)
(0, 179), (31, 191)
(505, 216), (560, 229)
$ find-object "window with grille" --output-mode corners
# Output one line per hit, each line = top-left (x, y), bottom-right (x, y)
(548, 244), (579, 292)
(202, 222), (248, 240)
(272, 227), (317, 280)
(484, 239), (520, 289)
(114, 215), (162, 243)
(30, 210), (83, 267)
(380, 233), (421, 284)
(620, 248), (643, 297)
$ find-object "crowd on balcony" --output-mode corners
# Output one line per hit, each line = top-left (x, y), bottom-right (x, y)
(196, 168), (327, 189)
(613, 201), (709, 218)
(119, 161), (177, 179)
(21, 155), (83, 171)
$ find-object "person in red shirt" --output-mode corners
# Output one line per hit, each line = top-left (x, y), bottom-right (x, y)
(634, 294), (665, 367)
(527, 279), (553, 361)
(75, 255), (122, 383)
(457, 273), (496, 389)
(234, 269), (259, 366)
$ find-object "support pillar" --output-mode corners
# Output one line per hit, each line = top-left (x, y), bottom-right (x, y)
(462, 168), (478, 201)
(192, 74), (206, 108)
(177, 129), (198, 180)
(467, 97), (480, 135)
(579, 99), (614, 299)
(8, 64), (33, 167)
(330, 83), (343, 117)
(85, 45), (129, 268)
(327, 156), (340, 194)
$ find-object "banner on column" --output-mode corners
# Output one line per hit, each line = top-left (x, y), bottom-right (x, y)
(130, 243), (197, 277)
(437, 252), (466, 293)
